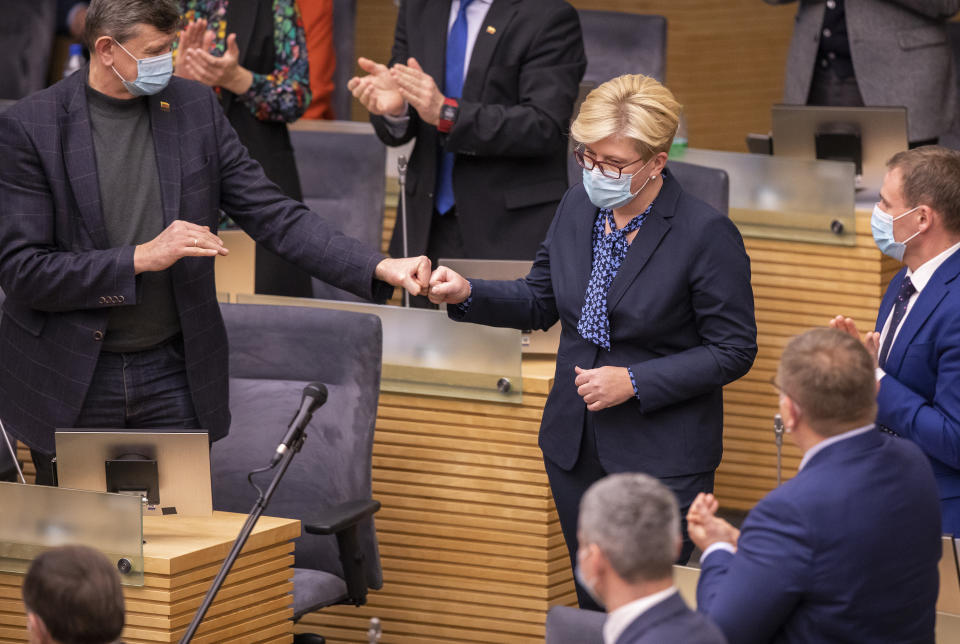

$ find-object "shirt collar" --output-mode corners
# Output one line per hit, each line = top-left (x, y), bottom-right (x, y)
(906, 240), (960, 292)
(798, 424), (874, 472)
(602, 586), (677, 644)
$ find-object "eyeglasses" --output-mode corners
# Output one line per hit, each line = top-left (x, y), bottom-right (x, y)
(574, 145), (646, 179)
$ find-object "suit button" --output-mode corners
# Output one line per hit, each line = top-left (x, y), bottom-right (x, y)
(98, 296), (106, 304)
(111, 296), (119, 304)
(118, 295), (125, 303)
(93, 330), (104, 341)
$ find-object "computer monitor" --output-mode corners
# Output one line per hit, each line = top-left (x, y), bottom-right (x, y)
(771, 104), (909, 200)
(55, 429), (212, 516)
(437, 258), (561, 355)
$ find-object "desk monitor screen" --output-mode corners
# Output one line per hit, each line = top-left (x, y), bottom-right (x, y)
(771, 104), (908, 199)
(55, 429), (212, 517)
(438, 258), (560, 355)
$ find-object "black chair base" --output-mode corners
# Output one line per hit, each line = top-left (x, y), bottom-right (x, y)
(294, 633), (325, 644)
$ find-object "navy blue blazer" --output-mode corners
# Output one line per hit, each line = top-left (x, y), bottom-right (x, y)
(450, 173), (757, 475)
(874, 251), (960, 534)
(697, 429), (941, 644)
(0, 71), (390, 454)
(616, 593), (727, 644)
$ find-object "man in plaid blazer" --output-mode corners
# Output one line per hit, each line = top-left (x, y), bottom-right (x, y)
(0, 0), (428, 483)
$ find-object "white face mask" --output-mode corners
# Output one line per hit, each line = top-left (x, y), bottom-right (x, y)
(582, 157), (655, 210)
(574, 547), (606, 608)
(111, 39), (173, 96)
(871, 203), (921, 262)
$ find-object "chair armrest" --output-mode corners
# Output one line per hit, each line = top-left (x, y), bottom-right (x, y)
(303, 499), (381, 536)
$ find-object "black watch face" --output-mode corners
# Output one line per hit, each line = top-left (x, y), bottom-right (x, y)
(442, 104), (457, 121)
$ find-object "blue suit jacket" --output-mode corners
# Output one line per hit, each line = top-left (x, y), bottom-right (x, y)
(697, 430), (941, 644)
(450, 173), (757, 475)
(875, 252), (960, 533)
(0, 71), (390, 454)
(616, 593), (727, 644)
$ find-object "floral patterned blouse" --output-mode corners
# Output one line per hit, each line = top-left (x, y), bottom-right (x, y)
(176, 0), (311, 123)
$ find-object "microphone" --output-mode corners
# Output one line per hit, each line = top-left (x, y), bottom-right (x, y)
(270, 382), (328, 467)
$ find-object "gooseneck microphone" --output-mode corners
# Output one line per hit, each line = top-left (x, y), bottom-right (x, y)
(270, 382), (328, 467)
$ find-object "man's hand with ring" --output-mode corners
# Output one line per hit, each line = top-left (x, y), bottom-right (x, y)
(134, 220), (229, 273)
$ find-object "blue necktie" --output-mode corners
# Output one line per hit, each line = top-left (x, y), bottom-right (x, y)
(878, 275), (916, 368)
(435, 0), (475, 215)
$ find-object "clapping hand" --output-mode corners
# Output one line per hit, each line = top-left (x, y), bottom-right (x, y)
(390, 58), (445, 126)
(829, 316), (881, 363)
(176, 20), (252, 95)
(686, 492), (740, 551)
(348, 57), (407, 117)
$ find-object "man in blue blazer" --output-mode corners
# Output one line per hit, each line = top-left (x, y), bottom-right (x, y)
(575, 473), (726, 644)
(832, 145), (960, 535)
(690, 328), (941, 644)
(0, 0), (428, 483)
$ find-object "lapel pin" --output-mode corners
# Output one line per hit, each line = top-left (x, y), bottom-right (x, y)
(486, 25), (496, 35)
(160, 101), (171, 112)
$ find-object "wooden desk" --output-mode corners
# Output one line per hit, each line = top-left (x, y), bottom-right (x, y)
(0, 512), (299, 644)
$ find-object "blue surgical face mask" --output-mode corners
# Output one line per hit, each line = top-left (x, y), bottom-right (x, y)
(871, 203), (921, 262)
(111, 39), (173, 96)
(582, 157), (654, 210)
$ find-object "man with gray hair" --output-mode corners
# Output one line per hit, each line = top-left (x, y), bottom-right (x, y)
(575, 473), (726, 643)
(0, 0), (430, 483)
(689, 328), (941, 643)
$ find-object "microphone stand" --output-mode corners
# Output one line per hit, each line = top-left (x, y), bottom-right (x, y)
(178, 429), (309, 643)
(0, 417), (25, 484)
(397, 154), (410, 308)
(773, 413), (784, 487)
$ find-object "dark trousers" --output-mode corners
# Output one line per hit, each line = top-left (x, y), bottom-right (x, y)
(409, 208), (467, 309)
(543, 412), (715, 611)
(30, 335), (200, 486)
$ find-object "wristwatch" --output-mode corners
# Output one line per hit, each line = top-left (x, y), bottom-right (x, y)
(437, 97), (459, 133)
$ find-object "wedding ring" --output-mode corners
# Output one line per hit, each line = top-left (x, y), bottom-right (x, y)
(193, 238), (199, 247)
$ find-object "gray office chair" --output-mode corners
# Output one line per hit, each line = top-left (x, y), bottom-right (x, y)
(213, 302), (383, 643)
(940, 22), (960, 150)
(577, 10), (667, 85)
(289, 124), (386, 301)
(545, 605), (605, 644)
(566, 155), (730, 216)
(332, 0), (357, 120)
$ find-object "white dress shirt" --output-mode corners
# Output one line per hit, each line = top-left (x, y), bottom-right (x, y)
(877, 241), (960, 379)
(603, 586), (678, 644)
(700, 424), (876, 563)
(383, 0), (494, 131)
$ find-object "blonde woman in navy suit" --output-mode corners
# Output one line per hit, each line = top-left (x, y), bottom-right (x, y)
(428, 75), (758, 610)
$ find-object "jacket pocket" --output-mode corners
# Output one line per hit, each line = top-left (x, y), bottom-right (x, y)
(897, 25), (947, 51)
(1, 300), (46, 337)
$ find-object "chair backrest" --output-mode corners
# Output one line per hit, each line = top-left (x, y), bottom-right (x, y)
(566, 155), (729, 216)
(332, 0), (357, 120)
(212, 302), (383, 590)
(545, 606), (605, 644)
(577, 10), (667, 85)
(941, 23), (960, 150)
(289, 122), (386, 301)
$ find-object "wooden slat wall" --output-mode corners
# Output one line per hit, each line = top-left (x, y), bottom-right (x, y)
(353, 0), (798, 152)
(296, 365), (578, 643)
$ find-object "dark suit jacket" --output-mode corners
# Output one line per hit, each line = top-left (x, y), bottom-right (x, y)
(875, 251), (960, 534)
(616, 593), (727, 644)
(0, 71), (390, 454)
(697, 429), (941, 644)
(371, 0), (586, 261)
(450, 172), (757, 475)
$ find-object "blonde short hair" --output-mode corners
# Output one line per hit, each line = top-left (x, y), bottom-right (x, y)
(570, 74), (682, 159)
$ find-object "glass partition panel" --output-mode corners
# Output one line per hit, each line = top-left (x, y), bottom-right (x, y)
(672, 148), (857, 246)
(0, 482), (144, 585)
(234, 294), (524, 403)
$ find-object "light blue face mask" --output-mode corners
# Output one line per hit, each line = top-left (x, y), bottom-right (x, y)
(582, 157), (654, 210)
(871, 203), (920, 262)
(574, 549), (606, 609)
(112, 39), (173, 97)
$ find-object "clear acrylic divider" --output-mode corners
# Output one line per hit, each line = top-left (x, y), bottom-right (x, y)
(0, 482), (144, 586)
(233, 294), (524, 403)
(672, 148), (857, 246)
